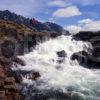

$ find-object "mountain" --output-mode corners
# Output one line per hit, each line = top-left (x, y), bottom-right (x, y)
(0, 10), (31, 28)
(44, 22), (68, 35)
(0, 10), (69, 36)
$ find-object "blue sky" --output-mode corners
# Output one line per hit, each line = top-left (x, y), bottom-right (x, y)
(0, 0), (100, 33)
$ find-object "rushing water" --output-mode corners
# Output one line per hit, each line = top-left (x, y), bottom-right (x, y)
(12, 35), (100, 100)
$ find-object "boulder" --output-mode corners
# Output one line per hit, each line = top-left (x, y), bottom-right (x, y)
(72, 31), (100, 69)
(73, 31), (100, 41)
(31, 71), (40, 80)
(56, 50), (67, 58)
(56, 50), (67, 64)
(92, 46), (100, 57)
(71, 51), (100, 68)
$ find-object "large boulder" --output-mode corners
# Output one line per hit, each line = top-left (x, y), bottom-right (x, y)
(92, 46), (100, 57)
(73, 31), (100, 41)
(72, 31), (100, 69)
(71, 51), (100, 68)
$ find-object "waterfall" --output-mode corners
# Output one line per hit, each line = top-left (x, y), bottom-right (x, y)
(12, 35), (100, 99)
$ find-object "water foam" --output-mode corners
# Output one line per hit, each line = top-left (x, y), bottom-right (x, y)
(13, 35), (100, 99)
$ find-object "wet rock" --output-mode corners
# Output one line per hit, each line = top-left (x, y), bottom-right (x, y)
(31, 90), (71, 100)
(56, 50), (67, 58)
(13, 57), (25, 66)
(17, 70), (40, 81)
(56, 50), (67, 64)
(31, 71), (40, 80)
(8, 70), (40, 83)
(71, 51), (100, 68)
(23, 86), (71, 100)
(73, 31), (100, 69)
(92, 46), (100, 57)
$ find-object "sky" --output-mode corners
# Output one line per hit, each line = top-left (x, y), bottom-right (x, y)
(0, 0), (100, 33)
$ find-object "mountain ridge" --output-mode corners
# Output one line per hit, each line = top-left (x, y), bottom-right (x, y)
(0, 10), (69, 35)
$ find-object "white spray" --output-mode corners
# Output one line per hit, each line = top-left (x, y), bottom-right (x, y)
(12, 35), (100, 99)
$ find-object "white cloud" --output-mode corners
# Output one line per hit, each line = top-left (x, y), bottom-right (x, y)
(65, 25), (82, 33)
(81, 19), (100, 30)
(65, 19), (100, 34)
(52, 6), (81, 18)
(48, 0), (70, 7)
(78, 18), (93, 24)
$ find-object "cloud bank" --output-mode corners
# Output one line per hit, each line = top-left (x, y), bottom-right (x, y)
(53, 6), (81, 18)
(66, 19), (100, 34)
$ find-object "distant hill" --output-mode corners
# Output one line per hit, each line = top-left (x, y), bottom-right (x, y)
(0, 10), (69, 35)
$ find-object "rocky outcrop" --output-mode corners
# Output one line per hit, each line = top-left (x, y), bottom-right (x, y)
(0, 19), (43, 99)
(73, 31), (100, 42)
(0, 20), (49, 56)
(71, 51), (100, 68)
(0, 66), (21, 100)
(72, 31), (100, 68)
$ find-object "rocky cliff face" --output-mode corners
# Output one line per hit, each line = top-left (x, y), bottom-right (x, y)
(0, 19), (50, 100)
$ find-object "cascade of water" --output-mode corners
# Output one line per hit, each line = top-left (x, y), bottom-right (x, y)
(12, 35), (100, 99)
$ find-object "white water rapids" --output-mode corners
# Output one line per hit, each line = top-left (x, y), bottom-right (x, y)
(12, 35), (100, 100)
